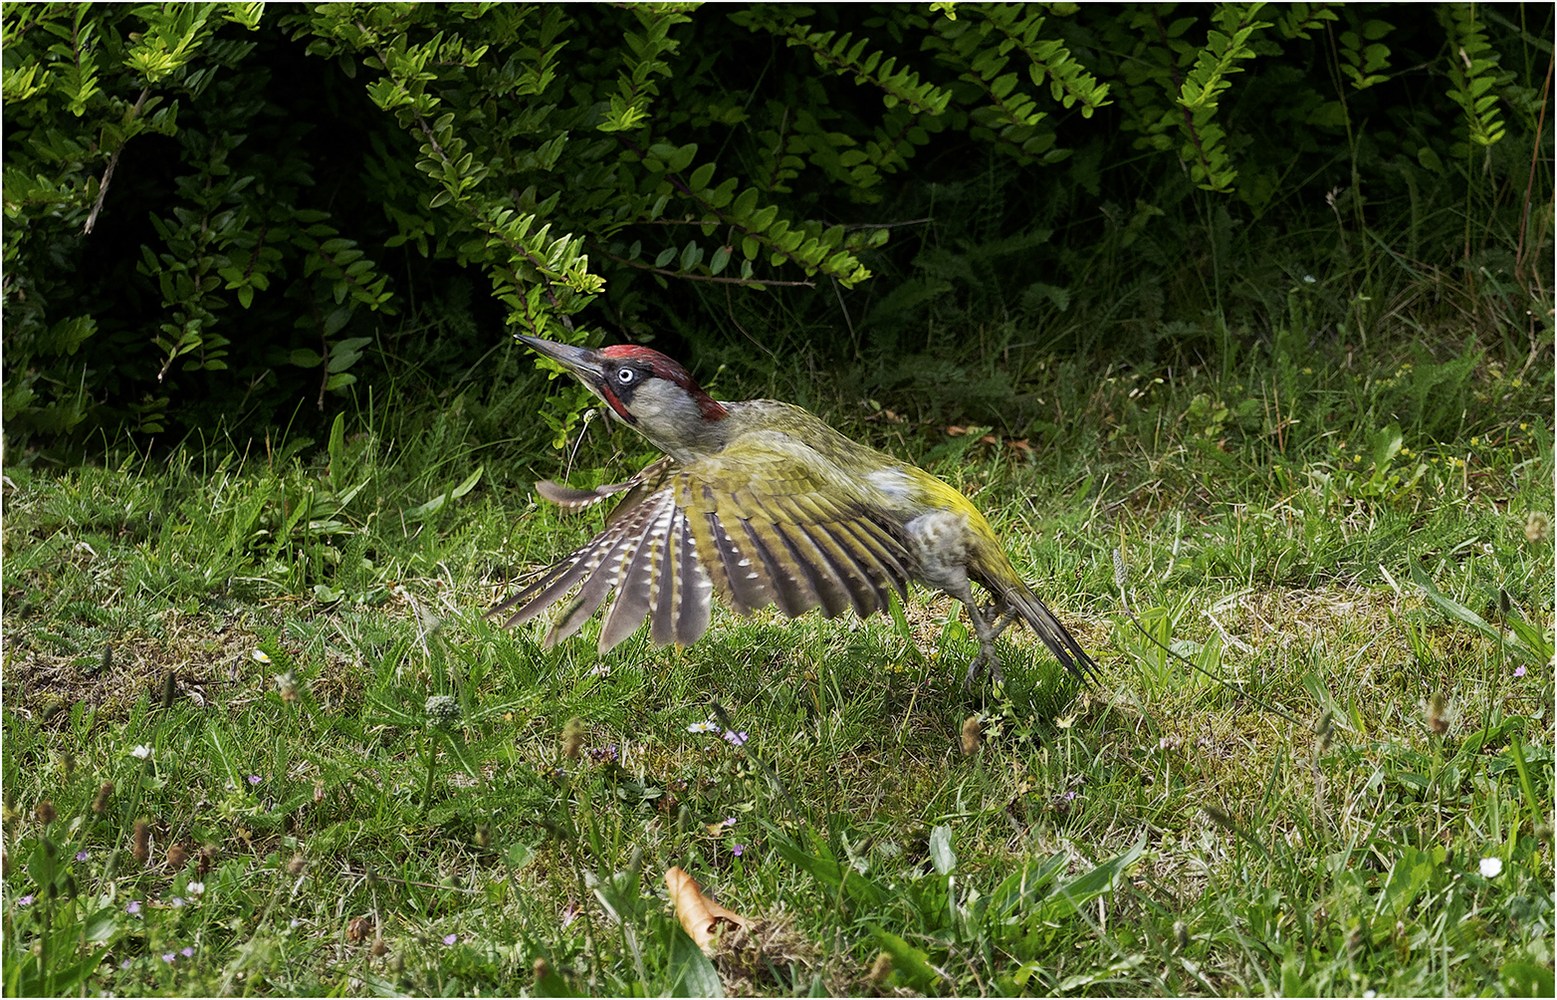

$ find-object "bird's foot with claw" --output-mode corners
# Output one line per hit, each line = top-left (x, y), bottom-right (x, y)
(962, 646), (1005, 693)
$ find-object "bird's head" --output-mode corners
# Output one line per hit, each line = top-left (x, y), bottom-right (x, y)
(518, 335), (728, 458)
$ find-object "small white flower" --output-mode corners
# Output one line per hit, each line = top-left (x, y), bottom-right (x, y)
(186, 881), (205, 896)
(588, 664), (611, 677)
(251, 649), (272, 664)
(686, 720), (719, 734)
(1479, 857), (1504, 878)
(1362, 991), (1377, 999)
(130, 745), (152, 760)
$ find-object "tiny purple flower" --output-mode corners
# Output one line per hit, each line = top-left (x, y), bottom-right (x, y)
(180, 946), (194, 958)
(732, 843), (745, 857)
(119, 959), (132, 971)
(75, 849), (89, 862)
(1064, 790), (1077, 801)
(170, 897), (184, 908)
(1514, 665), (1527, 678)
(161, 952), (176, 964)
(247, 774), (262, 785)
(443, 933), (458, 946)
(126, 900), (142, 916)
(17, 894), (34, 907)
(723, 816), (737, 827)
(722, 729), (749, 746)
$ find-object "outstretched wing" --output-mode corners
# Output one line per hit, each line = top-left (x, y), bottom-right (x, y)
(489, 458), (702, 651)
(670, 440), (913, 623)
(489, 442), (914, 653)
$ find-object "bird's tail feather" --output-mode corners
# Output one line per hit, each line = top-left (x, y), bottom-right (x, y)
(982, 566), (1100, 687)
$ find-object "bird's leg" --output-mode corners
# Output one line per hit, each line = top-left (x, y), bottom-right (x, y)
(956, 587), (1004, 690)
(985, 602), (1019, 643)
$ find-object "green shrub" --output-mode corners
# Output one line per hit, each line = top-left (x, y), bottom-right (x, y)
(2, 3), (1549, 454)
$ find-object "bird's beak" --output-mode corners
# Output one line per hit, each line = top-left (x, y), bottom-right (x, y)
(516, 335), (606, 388)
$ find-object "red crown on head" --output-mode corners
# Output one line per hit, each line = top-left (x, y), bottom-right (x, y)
(599, 344), (726, 421)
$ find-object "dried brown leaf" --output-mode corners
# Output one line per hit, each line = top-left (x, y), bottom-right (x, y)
(665, 866), (752, 954)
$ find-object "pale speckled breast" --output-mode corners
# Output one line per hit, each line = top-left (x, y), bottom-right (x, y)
(903, 508), (977, 590)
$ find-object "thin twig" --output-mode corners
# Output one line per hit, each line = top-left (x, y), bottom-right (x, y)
(724, 283), (778, 362)
(316, 310), (329, 411)
(831, 275), (859, 357)
(1514, 57), (1552, 282)
(841, 217), (933, 230)
(613, 133), (827, 281)
(360, 28), (572, 336)
(600, 249), (815, 288)
(83, 88), (149, 235)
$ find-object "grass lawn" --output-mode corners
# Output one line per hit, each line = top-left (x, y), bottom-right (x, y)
(3, 338), (1553, 996)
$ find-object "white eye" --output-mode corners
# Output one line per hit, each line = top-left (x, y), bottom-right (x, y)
(615, 367), (637, 385)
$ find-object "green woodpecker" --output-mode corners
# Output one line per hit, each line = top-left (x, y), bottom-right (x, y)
(492, 336), (1099, 689)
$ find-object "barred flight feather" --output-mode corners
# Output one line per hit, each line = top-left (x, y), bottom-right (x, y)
(705, 511), (770, 613)
(546, 531), (635, 647)
(676, 515), (712, 643)
(807, 521), (888, 614)
(493, 462), (917, 653)
(740, 520), (813, 616)
(775, 522), (852, 618)
(599, 490), (676, 651)
(534, 480), (619, 508)
(832, 517), (911, 589)
(545, 489), (670, 646)
(649, 508), (681, 647)
(490, 542), (605, 628)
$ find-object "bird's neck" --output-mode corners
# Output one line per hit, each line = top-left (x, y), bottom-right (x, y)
(621, 381), (735, 461)
(635, 398), (818, 463)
